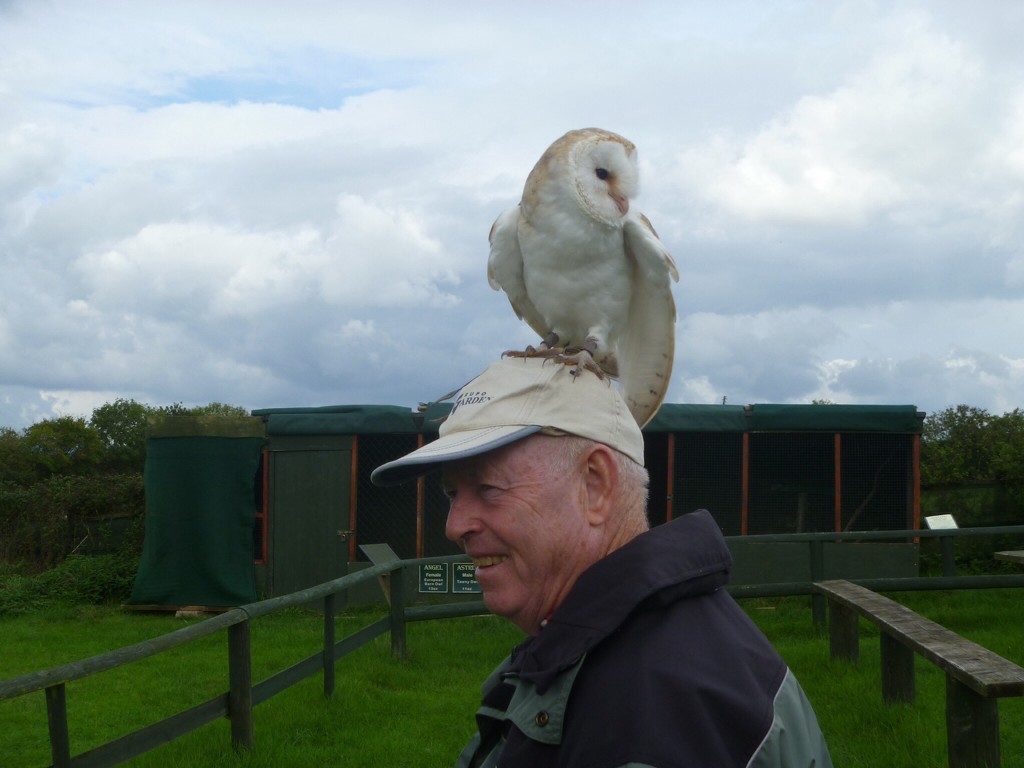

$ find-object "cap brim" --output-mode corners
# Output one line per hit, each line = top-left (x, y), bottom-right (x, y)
(370, 424), (542, 487)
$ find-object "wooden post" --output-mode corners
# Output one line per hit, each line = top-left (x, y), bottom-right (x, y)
(348, 436), (360, 562)
(946, 675), (1000, 768)
(389, 564), (407, 661)
(912, 433), (921, 530)
(740, 432), (749, 535)
(258, 448), (269, 563)
(45, 683), (71, 767)
(323, 592), (336, 698)
(228, 621), (254, 751)
(828, 600), (860, 662)
(880, 632), (915, 704)
(415, 433), (425, 558)
(834, 433), (842, 532)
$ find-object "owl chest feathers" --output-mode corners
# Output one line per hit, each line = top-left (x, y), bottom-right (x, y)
(517, 202), (632, 344)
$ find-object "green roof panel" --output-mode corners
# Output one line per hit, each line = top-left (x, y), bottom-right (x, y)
(253, 402), (923, 436)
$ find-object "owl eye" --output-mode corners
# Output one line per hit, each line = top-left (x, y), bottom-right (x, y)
(595, 168), (610, 180)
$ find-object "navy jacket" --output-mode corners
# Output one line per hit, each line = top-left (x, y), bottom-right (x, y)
(457, 510), (833, 767)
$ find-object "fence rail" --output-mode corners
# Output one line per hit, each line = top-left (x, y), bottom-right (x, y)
(3, 526), (1023, 766)
(0, 553), (485, 768)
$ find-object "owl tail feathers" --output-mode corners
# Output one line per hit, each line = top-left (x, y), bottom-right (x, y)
(620, 366), (671, 428)
(617, 314), (675, 428)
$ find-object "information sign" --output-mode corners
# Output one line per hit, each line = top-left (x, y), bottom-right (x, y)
(418, 563), (449, 593)
(452, 562), (482, 593)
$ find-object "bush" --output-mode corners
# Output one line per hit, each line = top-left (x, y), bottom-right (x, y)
(0, 553), (140, 615)
(0, 473), (144, 569)
(0, 571), (47, 614)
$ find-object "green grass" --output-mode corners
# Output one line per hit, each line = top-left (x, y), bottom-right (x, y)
(0, 606), (523, 767)
(2, 592), (1022, 767)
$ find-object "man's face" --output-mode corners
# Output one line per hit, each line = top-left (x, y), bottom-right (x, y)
(442, 435), (598, 634)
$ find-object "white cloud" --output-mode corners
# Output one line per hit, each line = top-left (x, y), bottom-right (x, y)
(321, 194), (457, 307)
(1, 2), (1023, 430)
(678, 10), (1005, 229)
(674, 374), (723, 406)
(38, 390), (125, 422)
(72, 195), (456, 320)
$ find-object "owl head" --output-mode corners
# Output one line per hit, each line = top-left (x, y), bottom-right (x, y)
(563, 128), (640, 224)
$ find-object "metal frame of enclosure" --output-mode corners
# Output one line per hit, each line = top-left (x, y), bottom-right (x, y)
(250, 402), (924, 597)
(130, 404), (923, 605)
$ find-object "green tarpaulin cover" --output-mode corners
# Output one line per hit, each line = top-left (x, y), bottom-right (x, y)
(128, 434), (264, 607)
(645, 404), (748, 432)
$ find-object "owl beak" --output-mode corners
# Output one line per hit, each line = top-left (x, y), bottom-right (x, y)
(610, 190), (629, 215)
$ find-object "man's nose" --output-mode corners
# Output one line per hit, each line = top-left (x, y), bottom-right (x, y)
(445, 493), (477, 545)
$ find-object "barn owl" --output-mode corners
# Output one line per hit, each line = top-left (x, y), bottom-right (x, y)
(487, 128), (679, 427)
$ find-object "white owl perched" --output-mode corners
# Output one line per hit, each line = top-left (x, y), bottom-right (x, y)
(487, 127), (679, 427)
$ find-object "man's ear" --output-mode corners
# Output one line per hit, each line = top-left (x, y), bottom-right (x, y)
(582, 443), (618, 526)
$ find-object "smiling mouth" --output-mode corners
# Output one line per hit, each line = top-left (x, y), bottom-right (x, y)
(472, 555), (508, 568)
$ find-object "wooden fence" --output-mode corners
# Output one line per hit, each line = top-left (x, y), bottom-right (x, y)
(2, 526), (1023, 766)
(723, 524), (1024, 622)
(0, 551), (485, 768)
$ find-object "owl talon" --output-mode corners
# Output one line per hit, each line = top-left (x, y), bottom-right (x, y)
(555, 346), (605, 380)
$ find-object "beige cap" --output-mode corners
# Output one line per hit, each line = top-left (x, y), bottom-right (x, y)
(370, 356), (645, 486)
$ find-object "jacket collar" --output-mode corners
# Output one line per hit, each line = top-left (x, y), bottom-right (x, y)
(510, 509), (732, 692)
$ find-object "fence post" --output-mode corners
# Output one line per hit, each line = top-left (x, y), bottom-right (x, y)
(389, 564), (407, 661)
(45, 683), (71, 768)
(228, 620), (254, 751)
(323, 592), (336, 698)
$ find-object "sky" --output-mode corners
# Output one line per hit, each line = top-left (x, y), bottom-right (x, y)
(2, 1), (1023, 431)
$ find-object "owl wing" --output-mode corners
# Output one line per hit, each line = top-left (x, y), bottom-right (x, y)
(487, 205), (550, 339)
(620, 213), (679, 427)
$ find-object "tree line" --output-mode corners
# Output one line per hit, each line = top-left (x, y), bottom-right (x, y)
(0, 399), (248, 568)
(1, 399), (249, 483)
(920, 405), (1024, 490)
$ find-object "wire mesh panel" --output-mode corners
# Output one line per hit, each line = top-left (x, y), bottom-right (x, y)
(354, 433), (421, 560)
(259, 403), (921, 573)
(748, 432), (835, 534)
(671, 433), (744, 534)
(422, 470), (462, 558)
(644, 433), (671, 526)
(839, 433), (915, 531)
(354, 433), (463, 560)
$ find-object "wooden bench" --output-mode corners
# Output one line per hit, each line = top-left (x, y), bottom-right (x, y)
(815, 579), (1024, 768)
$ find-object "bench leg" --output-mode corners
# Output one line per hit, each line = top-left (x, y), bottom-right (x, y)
(946, 675), (1000, 768)
(880, 633), (915, 704)
(828, 601), (859, 661)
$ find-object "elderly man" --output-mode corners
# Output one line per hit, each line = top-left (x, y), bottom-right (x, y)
(372, 357), (832, 768)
